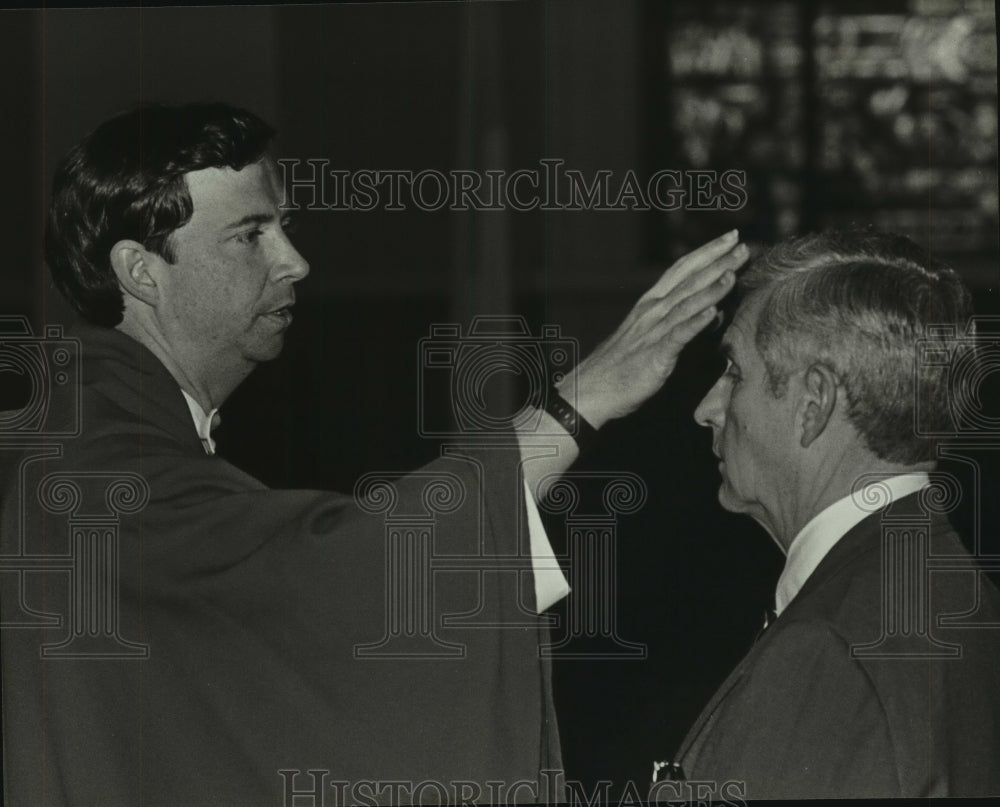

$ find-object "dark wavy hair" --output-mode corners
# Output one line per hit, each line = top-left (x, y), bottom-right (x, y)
(46, 103), (276, 327)
(738, 228), (974, 465)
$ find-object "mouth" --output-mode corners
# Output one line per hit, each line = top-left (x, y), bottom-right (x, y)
(262, 304), (295, 326)
(712, 448), (725, 471)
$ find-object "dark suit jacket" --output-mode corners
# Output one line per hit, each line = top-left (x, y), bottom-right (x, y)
(664, 491), (1000, 799)
(1, 323), (562, 806)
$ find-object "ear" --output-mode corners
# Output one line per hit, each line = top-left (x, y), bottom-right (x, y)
(800, 362), (839, 448)
(109, 240), (161, 307)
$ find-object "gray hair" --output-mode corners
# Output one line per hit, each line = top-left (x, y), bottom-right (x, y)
(738, 229), (973, 465)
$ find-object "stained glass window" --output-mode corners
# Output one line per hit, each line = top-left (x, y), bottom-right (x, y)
(649, 0), (997, 261)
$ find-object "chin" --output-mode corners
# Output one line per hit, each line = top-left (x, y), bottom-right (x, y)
(717, 484), (745, 514)
(258, 346), (285, 363)
(245, 336), (286, 364)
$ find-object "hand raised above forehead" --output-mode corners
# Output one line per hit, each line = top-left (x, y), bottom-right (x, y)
(560, 232), (749, 429)
(640, 229), (744, 302)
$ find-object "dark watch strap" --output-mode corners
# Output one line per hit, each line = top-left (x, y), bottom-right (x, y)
(544, 385), (598, 453)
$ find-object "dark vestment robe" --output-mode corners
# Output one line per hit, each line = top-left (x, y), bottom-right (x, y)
(1, 323), (563, 806)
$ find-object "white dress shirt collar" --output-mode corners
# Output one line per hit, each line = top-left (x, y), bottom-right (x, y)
(180, 390), (221, 455)
(774, 472), (930, 615)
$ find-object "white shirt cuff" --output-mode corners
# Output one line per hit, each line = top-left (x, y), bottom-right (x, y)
(523, 480), (571, 612)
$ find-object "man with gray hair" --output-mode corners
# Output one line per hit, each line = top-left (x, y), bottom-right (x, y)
(654, 229), (1000, 798)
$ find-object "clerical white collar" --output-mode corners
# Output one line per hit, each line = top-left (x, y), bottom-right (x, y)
(180, 390), (221, 456)
(774, 472), (930, 615)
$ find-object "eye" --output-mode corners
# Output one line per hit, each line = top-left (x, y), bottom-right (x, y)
(723, 358), (741, 384)
(234, 229), (264, 246)
(280, 214), (299, 235)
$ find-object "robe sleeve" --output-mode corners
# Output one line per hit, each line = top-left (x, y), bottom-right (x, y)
(3, 432), (558, 806)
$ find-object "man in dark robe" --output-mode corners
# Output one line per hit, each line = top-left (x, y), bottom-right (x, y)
(1, 103), (747, 805)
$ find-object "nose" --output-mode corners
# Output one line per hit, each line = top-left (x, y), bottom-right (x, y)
(274, 231), (310, 283)
(694, 376), (726, 428)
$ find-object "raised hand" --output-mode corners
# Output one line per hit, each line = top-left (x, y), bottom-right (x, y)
(560, 230), (749, 428)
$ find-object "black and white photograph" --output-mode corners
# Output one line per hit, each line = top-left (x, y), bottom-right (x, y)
(1, 1), (998, 804)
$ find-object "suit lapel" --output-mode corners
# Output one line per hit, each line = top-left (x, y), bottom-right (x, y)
(675, 621), (773, 763)
(676, 490), (937, 766)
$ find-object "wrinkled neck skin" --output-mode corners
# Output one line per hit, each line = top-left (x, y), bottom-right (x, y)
(753, 425), (934, 554)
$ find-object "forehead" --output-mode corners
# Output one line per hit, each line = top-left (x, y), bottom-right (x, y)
(721, 294), (764, 358)
(182, 159), (280, 224)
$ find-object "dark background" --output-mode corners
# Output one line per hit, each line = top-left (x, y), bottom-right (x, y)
(1, 0), (997, 795)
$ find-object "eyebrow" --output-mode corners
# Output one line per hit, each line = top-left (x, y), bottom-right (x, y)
(222, 213), (276, 231)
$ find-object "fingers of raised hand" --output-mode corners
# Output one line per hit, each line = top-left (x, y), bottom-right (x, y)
(610, 257), (734, 367)
(672, 241), (749, 300)
(639, 276), (731, 361)
(652, 266), (736, 333)
(642, 229), (743, 300)
(663, 304), (719, 350)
